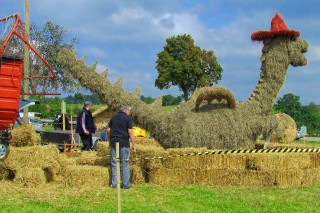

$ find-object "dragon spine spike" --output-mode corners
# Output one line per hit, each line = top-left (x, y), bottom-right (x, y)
(81, 55), (87, 63)
(114, 77), (124, 87)
(91, 61), (98, 71)
(150, 95), (163, 111)
(100, 69), (108, 78)
(132, 84), (141, 98)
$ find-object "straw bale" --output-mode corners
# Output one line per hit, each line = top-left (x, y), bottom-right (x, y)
(309, 153), (320, 168)
(301, 168), (320, 185)
(9, 123), (40, 147)
(76, 151), (109, 166)
(131, 144), (167, 168)
(0, 164), (9, 180)
(135, 137), (161, 147)
(3, 145), (60, 170)
(149, 168), (273, 187)
(196, 169), (275, 187)
(271, 114), (297, 144)
(160, 153), (247, 170)
(244, 153), (317, 171)
(14, 168), (47, 188)
(130, 165), (145, 184)
(148, 167), (316, 188)
(134, 144), (166, 157)
(149, 168), (196, 186)
(62, 165), (110, 188)
(2, 145), (66, 183)
(96, 142), (109, 157)
(272, 169), (304, 188)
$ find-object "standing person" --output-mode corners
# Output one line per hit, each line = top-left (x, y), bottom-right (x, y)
(107, 105), (136, 189)
(58, 113), (71, 130)
(76, 101), (96, 151)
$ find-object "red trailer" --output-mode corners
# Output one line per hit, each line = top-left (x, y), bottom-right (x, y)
(0, 14), (58, 160)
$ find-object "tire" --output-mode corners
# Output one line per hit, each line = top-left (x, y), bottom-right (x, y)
(92, 138), (102, 150)
(0, 142), (9, 161)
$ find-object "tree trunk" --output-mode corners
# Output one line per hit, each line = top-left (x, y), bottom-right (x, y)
(182, 90), (189, 101)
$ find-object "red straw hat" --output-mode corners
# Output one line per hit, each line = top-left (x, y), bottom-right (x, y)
(251, 12), (300, 41)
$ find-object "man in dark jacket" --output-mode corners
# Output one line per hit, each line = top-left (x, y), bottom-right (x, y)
(76, 101), (96, 151)
(107, 105), (136, 189)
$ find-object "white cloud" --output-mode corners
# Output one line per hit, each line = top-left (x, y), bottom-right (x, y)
(1, 0), (319, 104)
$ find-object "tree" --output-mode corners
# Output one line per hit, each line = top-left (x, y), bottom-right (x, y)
(300, 102), (320, 134)
(74, 93), (85, 104)
(29, 21), (79, 93)
(274, 93), (302, 122)
(162, 95), (175, 106)
(155, 34), (223, 101)
(140, 96), (154, 104)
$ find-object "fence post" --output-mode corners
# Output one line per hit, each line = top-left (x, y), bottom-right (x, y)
(116, 142), (121, 213)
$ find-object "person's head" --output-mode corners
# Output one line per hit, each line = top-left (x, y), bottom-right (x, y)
(84, 101), (93, 111)
(119, 105), (132, 115)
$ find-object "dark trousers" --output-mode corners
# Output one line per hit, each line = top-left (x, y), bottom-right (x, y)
(80, 133), (92, 150)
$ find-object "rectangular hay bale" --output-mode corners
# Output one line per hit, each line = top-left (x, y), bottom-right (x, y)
(62, 165), (110, 188)
(76, 151), (109, 166)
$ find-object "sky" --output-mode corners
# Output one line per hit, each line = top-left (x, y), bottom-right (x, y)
(1, 0), (320, 104)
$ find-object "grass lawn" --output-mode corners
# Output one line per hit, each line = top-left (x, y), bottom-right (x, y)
(1, 182), (320, 212)
(162, 105), (177, 112)
(293, 140), (320, 147)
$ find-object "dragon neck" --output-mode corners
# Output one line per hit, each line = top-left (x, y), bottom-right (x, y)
(57, 48), (164, 132)
(245, 38), (290, 112)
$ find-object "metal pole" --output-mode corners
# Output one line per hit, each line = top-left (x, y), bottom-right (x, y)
(116, 142), (121, 213)
(70, 115), (73, 145)
(23, 0), (30, 122)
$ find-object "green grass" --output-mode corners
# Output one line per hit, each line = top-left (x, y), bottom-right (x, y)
(43, 125), (55, 131)
(293, 140), (320, 147)
(162, 105), (177, 112)
(1, 182), (320, 212)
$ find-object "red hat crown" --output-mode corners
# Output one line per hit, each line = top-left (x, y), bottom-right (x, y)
(271, 12), (289, 32)
(251, 12), (300, 41)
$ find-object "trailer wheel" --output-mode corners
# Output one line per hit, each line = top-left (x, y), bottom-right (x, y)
(92, 138), (102, 151)
(0, 143), (9, 161)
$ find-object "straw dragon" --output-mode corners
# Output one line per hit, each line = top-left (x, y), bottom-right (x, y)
(57, 13), (308, 149)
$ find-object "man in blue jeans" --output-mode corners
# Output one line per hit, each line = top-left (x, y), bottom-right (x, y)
(107, 105), (136, 189)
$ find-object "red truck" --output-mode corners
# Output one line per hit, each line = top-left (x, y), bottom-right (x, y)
(0, 14), (57, 160)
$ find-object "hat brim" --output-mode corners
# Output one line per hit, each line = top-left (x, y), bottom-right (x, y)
(251, 30), (300, 41)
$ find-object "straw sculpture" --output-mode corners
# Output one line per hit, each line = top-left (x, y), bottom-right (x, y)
(57, 13), (308, 149)
(271, 113), (297, 143)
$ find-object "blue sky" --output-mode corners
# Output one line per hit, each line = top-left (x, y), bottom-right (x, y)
(1, 0), (320, 104)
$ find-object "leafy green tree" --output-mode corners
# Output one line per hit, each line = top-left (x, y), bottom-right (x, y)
(155, 34), (223, 101)
(28, 21), (79, 93)
(274, 93), (302, 122)
(162, 95), (175, 106)
(141, 96), (155, 104)
(300, 102), (320, 134)
(74, 93), (85, 104)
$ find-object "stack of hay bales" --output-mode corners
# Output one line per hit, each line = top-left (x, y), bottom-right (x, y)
(9, 123), (40, 146)
(0, 145), (65, 187)
(93, 141), (320, 188)
(2, 123), (319, 189)
(147, 149), (320, 188)
(271, 113), (297, 144)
